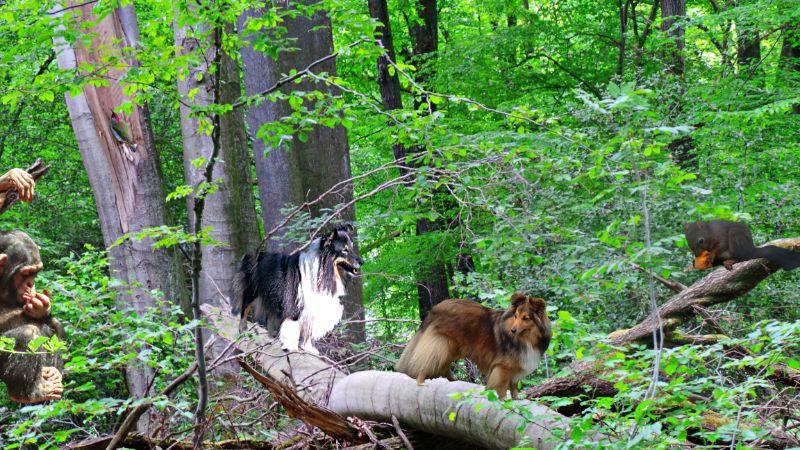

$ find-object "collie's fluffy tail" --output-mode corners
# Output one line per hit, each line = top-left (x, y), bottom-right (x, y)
(755, 245), (800, 270)
(231, 253), (257, 317)
(394, 326), (452, 379)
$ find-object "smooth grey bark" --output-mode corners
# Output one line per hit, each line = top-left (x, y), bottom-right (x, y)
(53, 3), (187, 433)
(174, 23), (259, 309)
(239, 2), (364, 341)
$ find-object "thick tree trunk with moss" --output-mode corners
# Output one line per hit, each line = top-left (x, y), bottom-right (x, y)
(239, 2), (363, 342)
(174, 22), (259, 309)
(54, 2), (187, 432)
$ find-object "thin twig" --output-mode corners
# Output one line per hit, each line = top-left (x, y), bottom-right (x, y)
(631, 262), (687, 293)
(391, 415), (413, 450)
(106, 362), (199, 450)
(230, 39), (366, 110)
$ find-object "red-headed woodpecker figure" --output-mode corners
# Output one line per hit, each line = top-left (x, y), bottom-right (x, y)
(109, 109), (137, 161)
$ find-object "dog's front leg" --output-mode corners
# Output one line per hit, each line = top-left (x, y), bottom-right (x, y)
(278, 320), (301, 352)
(300, 335), (320, 355)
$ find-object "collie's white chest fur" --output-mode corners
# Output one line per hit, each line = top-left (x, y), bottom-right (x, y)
(514, 346), (543, 382)
(297, 243), (345, 339)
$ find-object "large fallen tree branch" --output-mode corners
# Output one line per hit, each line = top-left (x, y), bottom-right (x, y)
(523, 239), (800, 445)
(529, 239), (800, 397)
(610, 238), (800, 345)
(203, 304), (581, 450)
(237, 358), (362, 443)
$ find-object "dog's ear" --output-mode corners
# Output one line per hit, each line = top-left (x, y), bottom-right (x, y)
(510, 292), (526, 308)
(527, 297), (546, 314)
(335, 223), (355, 235)
(323, 228), (337, 247)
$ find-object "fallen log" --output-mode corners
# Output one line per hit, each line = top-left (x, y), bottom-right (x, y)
(203, 304), (581, 450)
(529, 238), (800, 401)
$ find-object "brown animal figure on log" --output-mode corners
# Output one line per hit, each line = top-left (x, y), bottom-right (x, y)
(0, 230), (65, 403)
(395, 293), (551, 399)
(684, 220), (800, 271)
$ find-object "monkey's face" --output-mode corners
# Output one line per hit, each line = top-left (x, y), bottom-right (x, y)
(0, 230), (43, 306)
(12, 262), (42, 305)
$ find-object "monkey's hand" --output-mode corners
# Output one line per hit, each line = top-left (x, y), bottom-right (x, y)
(22, 290), (51, 319)
(723, 260), (735, 271)
(0, 168), (35, 202)
(10, 367), (63, 404)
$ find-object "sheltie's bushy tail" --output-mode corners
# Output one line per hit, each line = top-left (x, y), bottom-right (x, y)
(394, 325), (452, 380)
(231, 255), (256, 315)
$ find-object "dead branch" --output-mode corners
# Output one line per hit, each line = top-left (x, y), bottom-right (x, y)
(68, 434), (271, 450)
(105, 362), (198, 450)
(237, 357), (363, 443)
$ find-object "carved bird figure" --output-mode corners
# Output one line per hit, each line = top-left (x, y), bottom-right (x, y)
(109, 110), (137, 161)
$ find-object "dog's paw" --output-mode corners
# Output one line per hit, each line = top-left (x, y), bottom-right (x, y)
(302, 344), (320, 355)
(280, 343), (299, 353)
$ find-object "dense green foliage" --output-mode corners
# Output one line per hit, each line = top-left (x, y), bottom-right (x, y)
(1, 0), (799, 448)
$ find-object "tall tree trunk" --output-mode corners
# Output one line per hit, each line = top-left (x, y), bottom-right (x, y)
(618, 0), (629, 77)
(53, 2), (187, 432)
(660, 0), (694, 168)
(367, 0), (406, 164)
(737, 32), (760, 69)
(369, 0), (451, 312)
(408, 0), (451, 319)
(781, 23), (800, 114)
(239, 2), (364, 342)
(661, 0), (686, 76)
(736, 2), (761, 72)
(174, 22), (259, 309)
(781, 23), (800, 69)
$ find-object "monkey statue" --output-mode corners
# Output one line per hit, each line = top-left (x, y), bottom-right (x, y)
(684, 220), (800, 271)
(0, 230), (65, 403)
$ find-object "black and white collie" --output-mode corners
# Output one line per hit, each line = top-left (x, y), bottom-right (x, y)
(232, 224), (362, 354)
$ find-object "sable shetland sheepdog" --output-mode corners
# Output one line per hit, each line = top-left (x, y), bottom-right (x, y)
(232, 224), (362, 354)
(395, 293), (552, 399)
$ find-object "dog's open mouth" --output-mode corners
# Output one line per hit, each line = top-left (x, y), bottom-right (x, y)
(338, 261), (360, 275)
